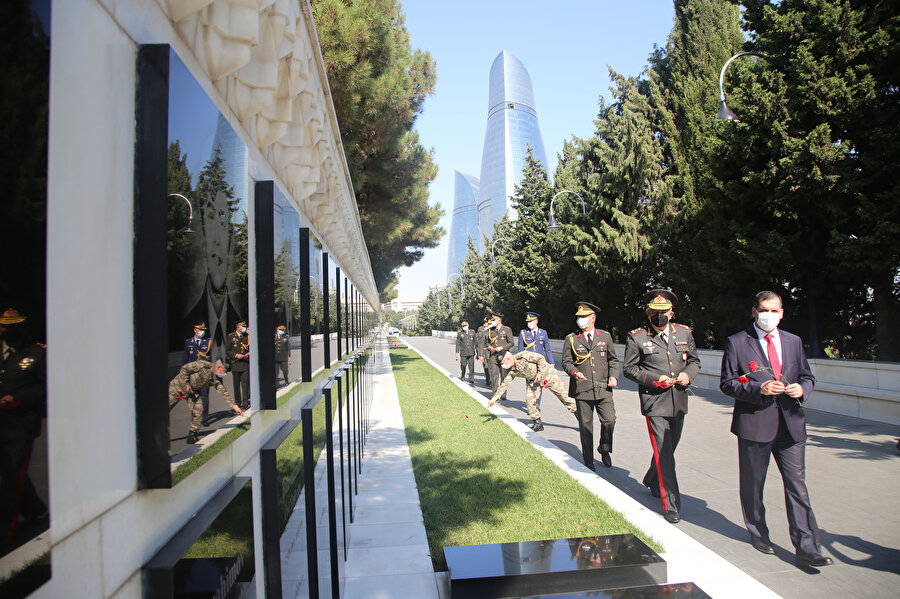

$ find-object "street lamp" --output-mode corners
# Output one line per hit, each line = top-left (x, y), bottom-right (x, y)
(448, 272), (464, 299)
(547, 190), (586, 231)
(717, 52), (766, 122)
(168, 193), (194, 232)
(490, 237), (510, 265)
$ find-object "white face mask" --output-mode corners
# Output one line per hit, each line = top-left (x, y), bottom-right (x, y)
(488, 321), (496, 329)
(755, 311), (781, 332)
(527, 321), (537, 330)
(576, 316), (590, 330)
(196, 330), (205, 338)
(462, 326), (468, 331)
(241, 327), (247, 333)
(277, 330), (285, 336)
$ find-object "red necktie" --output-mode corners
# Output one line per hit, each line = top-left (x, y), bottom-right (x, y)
(764, 333), (781, 381)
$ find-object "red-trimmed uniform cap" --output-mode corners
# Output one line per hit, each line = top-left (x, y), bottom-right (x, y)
(574, 302), (599, 316)
(643, 289), (677, 310)
(0, 308), (26, 325)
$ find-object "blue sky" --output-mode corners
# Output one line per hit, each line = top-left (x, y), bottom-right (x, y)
(394, 0), (678, 299)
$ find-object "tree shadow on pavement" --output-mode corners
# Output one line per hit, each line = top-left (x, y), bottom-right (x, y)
(819, 529), (900, 573)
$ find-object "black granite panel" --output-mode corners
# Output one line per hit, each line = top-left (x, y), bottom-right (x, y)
(445, 535), (665, 599)
(517, 582), (711, 598)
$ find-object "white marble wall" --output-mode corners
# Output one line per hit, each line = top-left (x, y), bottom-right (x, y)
(39, 1), (376, 597)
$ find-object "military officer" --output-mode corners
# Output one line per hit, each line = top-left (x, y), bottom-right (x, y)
(517, 312), (554, 407)
(169, 360), (243, 444)
(488, 351), (577, 429)
(181, 320), (212, 425)
(0, 308), (48, 544)
(561, 302), (620, 470)
(275, 325), (291, 386)
(475, 316), (493, 388)
(485, 311), (514, 401)
(226, 321), (251, 410)
(623, 289), (700, 524)
(455, 320), (477, 384)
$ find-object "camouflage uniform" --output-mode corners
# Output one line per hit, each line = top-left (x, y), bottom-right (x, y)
(491, 351), (576, 419)
(168, 360), (237, 433)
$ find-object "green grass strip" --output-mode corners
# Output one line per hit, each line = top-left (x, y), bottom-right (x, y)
(389, 348), (660, 571)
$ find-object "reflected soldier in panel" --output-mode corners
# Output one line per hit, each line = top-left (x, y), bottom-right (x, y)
(168, 360), (243, 444)
(227, 321), (251, 410)
(275, 325), (291, 387)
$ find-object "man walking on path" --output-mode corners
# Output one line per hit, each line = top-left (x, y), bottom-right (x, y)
(455, 320), (477, 384)
(624, 289), (700, 524)
(720, 290), (832, 568)
(488, 351), (576, 430)
(562, 302), (620, 470)
(476, 316), (493, 389)
(518, 311), (554, 407)
(485, 311), (514, 402)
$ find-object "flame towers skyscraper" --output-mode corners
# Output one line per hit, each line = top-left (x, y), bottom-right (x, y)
(476, 50), (548, 243)
(445, 50), (547, 278)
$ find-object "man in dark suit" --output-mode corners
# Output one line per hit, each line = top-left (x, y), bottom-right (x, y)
(485, 311), (514, 401)
(475, 316), (492, 388)
(624, 289), (700, 524)
(720, 290), (832, 568)
(561, 302), (619, 469)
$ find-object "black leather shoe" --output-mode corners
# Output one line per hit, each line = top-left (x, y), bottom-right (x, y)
(751, 538), (775, 555)
(600, 451), (612, 468)
(644, 483), (661, 498)
(530, 419), (544, 432)
(186, 431), (199, 444)
(664, 510), (680, 523)
(795, 553), (833, 568)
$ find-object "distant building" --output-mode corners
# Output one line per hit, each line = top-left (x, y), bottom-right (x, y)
(477, 50), (549, 243)
(446, 170), (480, 276)
(389, 298), (424, 312)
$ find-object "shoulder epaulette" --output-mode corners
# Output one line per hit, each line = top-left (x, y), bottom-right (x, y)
(673, 323), (692, 331)
(629, 326), (646, 335)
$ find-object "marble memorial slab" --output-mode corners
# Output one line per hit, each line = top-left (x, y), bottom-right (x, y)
(444, 535), (665, 599)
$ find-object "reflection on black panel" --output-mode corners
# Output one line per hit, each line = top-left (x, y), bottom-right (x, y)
(0, 1), (52, 595)
(166, 48), (248, 473)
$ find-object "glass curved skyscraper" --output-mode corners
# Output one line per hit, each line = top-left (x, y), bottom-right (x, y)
(447, 170), (480, 276)
(477, 50), (548, 243)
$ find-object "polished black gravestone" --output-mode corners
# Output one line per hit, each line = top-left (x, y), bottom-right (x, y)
(517, 581), (711, 598)
(444, 535), (665, 599)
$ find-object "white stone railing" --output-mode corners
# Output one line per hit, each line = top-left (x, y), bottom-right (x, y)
(432, 331), (900, 425)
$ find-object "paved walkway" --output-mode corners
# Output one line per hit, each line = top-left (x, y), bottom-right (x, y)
(403, 335), (900, 599)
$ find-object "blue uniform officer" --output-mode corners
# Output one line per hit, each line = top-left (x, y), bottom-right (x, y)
(181, 320), (212, 425)
(518, 312), (554, 407)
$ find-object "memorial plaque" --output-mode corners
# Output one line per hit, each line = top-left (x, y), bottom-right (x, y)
(135, 44), (251, 487)
(143, 478), (255, 598)
(444, 535), (665, 599)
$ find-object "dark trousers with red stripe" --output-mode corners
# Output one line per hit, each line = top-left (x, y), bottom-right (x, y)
(0, 437), (47, 544)
(643, 414), (684, 514)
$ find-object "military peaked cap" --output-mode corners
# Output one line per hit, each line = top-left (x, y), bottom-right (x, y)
(574, 302), (600, 316)
(525, 312), (540, 322)
(643, 289), (677, 310)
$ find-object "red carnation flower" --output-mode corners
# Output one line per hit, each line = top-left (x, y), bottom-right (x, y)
(738, 375), (749, 384)
(748, 361), (759, 372)
(652, 381), (660, 387)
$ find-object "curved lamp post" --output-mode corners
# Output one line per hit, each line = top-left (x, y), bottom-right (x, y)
(490, 237), (510, 265)
(448, 272), (464, 299)
(717, 52), (766, 122)
(547, 190), (586, 231)
(167, 193), (194, 232)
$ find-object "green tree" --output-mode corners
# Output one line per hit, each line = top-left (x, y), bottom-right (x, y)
(713, 0), (900, 358)
(311, 0), (443, 301)
(458, 237), (494, 327)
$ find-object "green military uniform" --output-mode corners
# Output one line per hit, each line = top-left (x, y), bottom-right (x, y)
(623, 289), (700, 520)
(561, 302), (621, 469)
(168, 360), (238, 434)
(275, 326), (290, 386)
(455, 321), (477, 384)
(491, 351), (576, 422)
(485, 312), (514, 400)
